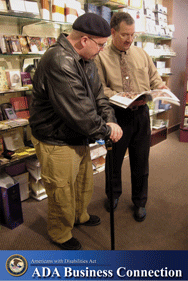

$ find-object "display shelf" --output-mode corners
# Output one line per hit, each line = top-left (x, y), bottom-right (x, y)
(0, 153), (36, 170)
(87, 0), (128, 9)
(151, 55), (176, 61)
(0, 87), (31, 96)
(0, 12), (40, 169)
(161, 73), (173, 77)
(0, 53), (43, 58)
(151, 127), (167, 146)
(0, 11), (41, 26)
(135, 32), (173, 41)
(0, 11), (72, 28)
(0, 11), (72, 35)
(0, 122), (29, 133)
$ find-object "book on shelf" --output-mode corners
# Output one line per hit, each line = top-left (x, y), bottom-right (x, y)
(27, 36), (43, 53)
(3, 35), (12, 54)
(0, 66), (9, 91)
(0, 107), (3, 121)
(0, 0), (7, 11)
(6, 0), (26, 13)
(20, 72), (33, 89)
(47, 37), (57, 46)
(0, 36), (7, 54)
(24, 0), (40, 15)
(0, 119), (29, 129)
(5, 69), (22, 89)
(109, 89), (180, 109)
(10, 96), (30, 119)
(184, 117), (188, 127)
(184, 105), (188, 116)
(4, 107), (17, 119)
(2, 128), (25, 151)
(0, 135), (4, 155)
(0, 102), (14, 120)
(40, 37), (49, 53)
(40, 0), (50, 20)
(18, 35), (31, 54)
(92, 155), (106, 169)
(9, 35), (22, 54)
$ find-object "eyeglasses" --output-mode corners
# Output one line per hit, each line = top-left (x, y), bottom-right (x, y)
(118, 33), (136, 40)
(88, 37), (107, 49)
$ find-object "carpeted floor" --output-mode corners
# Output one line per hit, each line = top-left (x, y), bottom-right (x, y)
(0, 130), (187, 250)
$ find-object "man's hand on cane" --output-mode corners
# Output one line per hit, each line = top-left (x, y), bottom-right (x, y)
(107, 123), (123, 143)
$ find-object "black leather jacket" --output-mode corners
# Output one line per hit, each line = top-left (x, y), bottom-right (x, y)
(29, 34), (117, 146)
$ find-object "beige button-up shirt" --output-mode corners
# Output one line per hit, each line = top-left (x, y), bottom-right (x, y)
(95, 43), (164, 98)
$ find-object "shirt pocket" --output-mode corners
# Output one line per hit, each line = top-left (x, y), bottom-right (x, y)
(134, 66), (150, 91)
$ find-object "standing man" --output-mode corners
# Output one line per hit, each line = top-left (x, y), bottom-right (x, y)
(95, 12), (168, 222)
(29, 13), (123, 250)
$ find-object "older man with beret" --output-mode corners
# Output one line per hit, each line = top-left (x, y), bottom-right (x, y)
(29, 13), (123, 250)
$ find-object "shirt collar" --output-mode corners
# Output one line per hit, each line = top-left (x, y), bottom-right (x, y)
(110, 42), (130, 56)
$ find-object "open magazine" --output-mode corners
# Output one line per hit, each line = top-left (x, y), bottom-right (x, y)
(109, 89), (180, 109)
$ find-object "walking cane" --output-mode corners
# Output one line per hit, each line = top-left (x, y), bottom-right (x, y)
(105, 139), (115, 250)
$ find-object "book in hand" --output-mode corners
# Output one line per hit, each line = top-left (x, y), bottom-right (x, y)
(109, 89), (180, 109)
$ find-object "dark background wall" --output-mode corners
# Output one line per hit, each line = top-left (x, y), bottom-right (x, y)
(164, 0), (188, 129)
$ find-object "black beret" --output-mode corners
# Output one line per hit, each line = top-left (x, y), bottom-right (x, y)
(72, 13), (111, 37)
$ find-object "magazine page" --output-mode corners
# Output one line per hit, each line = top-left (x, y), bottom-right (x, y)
(109, 92), (151, 109)
(151, 89), (180, 106)
(109, 89), (180, 109)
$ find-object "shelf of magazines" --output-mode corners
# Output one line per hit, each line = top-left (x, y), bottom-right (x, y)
(90, 139), (129, 174)
(0, 150), (36, 169)
(0, 86), (32, 96)
(0, 119), (29, 132)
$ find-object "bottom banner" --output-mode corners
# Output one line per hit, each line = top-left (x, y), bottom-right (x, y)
(0, 250), (187, 280)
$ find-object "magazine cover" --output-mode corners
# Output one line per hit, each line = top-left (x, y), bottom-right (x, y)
(47, 37), (56, 46)
(3, 35), (12, 54)
(10, 35), (22, 54)
(40, 37), (49, 53)
(20, 72), (33, 89)
(27, 36), (43, 53)
(5, 69), (22, 89)
(109, 89), (180, 109)
(18, 35), (31, 54)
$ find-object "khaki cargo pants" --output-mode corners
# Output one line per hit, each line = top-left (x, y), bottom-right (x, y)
(31, 136), (93, 244)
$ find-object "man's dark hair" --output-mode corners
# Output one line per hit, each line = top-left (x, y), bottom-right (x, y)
(110, 12), (135, 31)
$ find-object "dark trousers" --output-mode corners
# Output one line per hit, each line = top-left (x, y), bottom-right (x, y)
(105, 104), (151, 208)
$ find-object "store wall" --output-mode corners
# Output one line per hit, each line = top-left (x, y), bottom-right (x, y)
(166, 0), (188, 128)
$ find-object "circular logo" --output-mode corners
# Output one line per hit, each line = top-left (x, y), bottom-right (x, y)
(6, 254), (28, 277)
